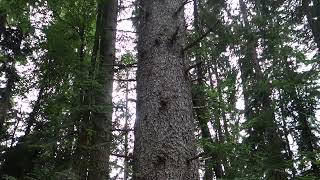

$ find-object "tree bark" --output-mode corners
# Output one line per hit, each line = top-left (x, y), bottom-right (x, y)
(88, 0), (117, 179)
(0, 61), (17, 140)
(124, 70), (130, 180)
(133, 0), (199, 179)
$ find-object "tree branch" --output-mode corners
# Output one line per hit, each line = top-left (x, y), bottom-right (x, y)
(128, 98), (137, 103)
(114, 78), (136, 82)
(185, 61), (203, 73)
(111, 153), (133, 159)
(112, 128), (134, 132)
(187, 152), (205, 163)
(182, 27), (214, 53)
(105, 28), (137, 34)
(114, 63), (137, 70)
(117, 16), (138, 22)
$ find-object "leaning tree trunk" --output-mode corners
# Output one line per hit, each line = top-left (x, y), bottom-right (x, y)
(133, 0), (199, 179)
(88, 0), (117, 179)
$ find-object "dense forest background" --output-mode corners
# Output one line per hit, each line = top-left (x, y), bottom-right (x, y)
(0, 0), (319, 179)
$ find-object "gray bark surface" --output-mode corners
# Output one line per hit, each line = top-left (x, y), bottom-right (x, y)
(133, 0), (199, 179)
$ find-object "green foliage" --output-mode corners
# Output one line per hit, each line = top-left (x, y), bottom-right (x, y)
(121, 52), (136, 65)
(190, 0), (320, 179)
(2, 175), (17, 180)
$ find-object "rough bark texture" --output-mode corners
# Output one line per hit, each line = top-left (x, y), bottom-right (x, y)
(88, 0), (117, 179)
(133, 0), (199, 179)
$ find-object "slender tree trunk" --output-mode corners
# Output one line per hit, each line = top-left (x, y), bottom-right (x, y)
(296, 101), (320, 177)
(212, 57), (231, 175)
(239, 0), (287, 178)
(24, 85), (45, 136)
(279, 92), (296, 178)
(0, 61), (17, 140)
(0, 12), (6, 37)
(238, 0), (254, 127)
(212, 58), (229, 141)
(88, 0), (117, 179)
(73, 23), (91, 180)
(133, 0), (199, 179)
(124, 70), (129, 180)
(295, 1), (320, 176)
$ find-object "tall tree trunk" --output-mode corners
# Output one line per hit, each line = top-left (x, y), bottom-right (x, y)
(295, 0), (320, 176)
(212, 57), (231, 176)
(133, 0), (199, 179)
(0, 61), (17, 140)
(124, 70), (130, 180)
(24, 85), (45, 136)
(212, 58), (229, 141)
(279, 92), (296, 178)
(73, 22), (91, 180)
(296, 98), (320, 177)
(88, 0), (117, 179)
(0, 12), (6, 37)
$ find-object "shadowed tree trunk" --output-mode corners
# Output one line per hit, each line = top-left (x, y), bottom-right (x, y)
(24, 85), (45, 136)
(73, 20), (90, 180)
(133, 0), (199, 179)
(279, 92), (296, 178)
(88, 0), (118, 179)
(296, 101), (320, 177)
(0, 12), (6, 37)
(124, 70), (130, 180)
(0, 61), (17, 140)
